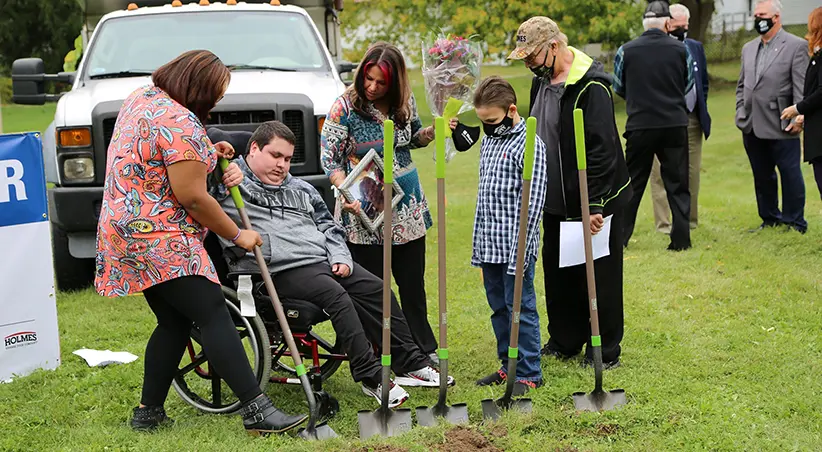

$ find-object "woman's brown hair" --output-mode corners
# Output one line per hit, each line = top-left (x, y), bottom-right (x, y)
(347, 42), (412, 126)
(807, 7), (822, 56)
(152, 49), (230, 123)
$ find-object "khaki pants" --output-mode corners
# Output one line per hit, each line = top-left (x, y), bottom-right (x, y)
(650, 112), (703, 233)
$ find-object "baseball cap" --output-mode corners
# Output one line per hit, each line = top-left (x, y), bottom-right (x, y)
(507, 16), (561, 60)
(644, 1), (671, 18)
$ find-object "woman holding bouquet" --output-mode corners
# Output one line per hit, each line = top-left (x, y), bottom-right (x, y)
(320, 42), (450, 364)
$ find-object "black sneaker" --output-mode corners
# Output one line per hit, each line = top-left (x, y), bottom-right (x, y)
(130, 405), (173, 431)
(476, 369), (506, 386)
(582, 357), (621, 370)
(241, 394), (308, 436)
(513, 379), (544, 397)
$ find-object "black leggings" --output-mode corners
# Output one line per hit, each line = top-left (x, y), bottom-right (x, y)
(140, 276), (262, 407)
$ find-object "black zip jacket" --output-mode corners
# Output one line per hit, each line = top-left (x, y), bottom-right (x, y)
(529, 48), (632, 219)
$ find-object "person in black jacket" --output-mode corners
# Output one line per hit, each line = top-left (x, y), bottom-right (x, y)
(613, 0), (695, 250)
(508, 16), (633, 369)
(782, 6), (822, 199)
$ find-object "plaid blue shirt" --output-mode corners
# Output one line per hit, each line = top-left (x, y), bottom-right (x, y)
(471, 119), (548, 275)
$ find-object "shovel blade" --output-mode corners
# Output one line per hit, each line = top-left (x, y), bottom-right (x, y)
(415, 403), (469, 427)
(357, 408), (413, 439)
(572, 389), (627, 412)
(297, 422), (338, 440)
(481, 396), (533, 421)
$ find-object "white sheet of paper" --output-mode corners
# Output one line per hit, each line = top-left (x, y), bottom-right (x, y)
(559, 214), (613, 268)
(237, 274), (256, 318)
(73, 348), (138, 367)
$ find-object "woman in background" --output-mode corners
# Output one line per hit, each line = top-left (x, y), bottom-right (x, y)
(782, 7), (822, 198)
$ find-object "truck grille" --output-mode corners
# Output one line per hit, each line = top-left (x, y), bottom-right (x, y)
(281, 110), (305, 164)
(102, 110), (306, 164)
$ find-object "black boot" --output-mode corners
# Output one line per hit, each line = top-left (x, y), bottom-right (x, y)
(241, 394), (308, 436)
(130, 405), (173, 431)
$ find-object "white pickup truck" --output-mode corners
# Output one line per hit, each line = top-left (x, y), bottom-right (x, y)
(10, 0), (356, 291)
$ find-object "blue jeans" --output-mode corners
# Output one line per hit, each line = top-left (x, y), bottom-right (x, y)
(481, 259), (542, 382)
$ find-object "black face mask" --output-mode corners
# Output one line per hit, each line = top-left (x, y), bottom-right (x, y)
(669, 27), (687, 41)
(754, 17), (774, 35)
(530, 50), (556, 80)
(482, 114), (514, 138)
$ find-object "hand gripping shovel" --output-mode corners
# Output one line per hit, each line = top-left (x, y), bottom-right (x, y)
(415, 117), (469, 427)
(357, 120), (413, 439)
(568, 109), (628, 412)
(481, 116), (538, 421)
(219, 159), (338, 440)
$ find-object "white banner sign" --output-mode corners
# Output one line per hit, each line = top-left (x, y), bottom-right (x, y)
(0, 132), (60, 382)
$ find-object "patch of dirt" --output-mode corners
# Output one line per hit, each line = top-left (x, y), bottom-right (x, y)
(595, 423), (620, 437)
(437, 426), (501, 452)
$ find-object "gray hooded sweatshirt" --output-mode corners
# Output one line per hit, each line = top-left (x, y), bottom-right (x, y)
(214, 157), (353, 275)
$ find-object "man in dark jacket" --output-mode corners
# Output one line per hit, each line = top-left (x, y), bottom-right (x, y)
(649, 2), (712, 234)
(509, 16), (633, 368)
(613, 0), (695, 250)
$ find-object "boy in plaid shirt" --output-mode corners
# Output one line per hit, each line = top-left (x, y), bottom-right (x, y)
(470, 76), (548, 394)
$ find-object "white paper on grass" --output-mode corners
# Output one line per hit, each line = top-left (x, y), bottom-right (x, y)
(559, 215), (613, 268)
(73, 349), (138, 367)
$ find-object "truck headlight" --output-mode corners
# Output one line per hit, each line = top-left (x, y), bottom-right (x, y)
(63, 155), (95, 181)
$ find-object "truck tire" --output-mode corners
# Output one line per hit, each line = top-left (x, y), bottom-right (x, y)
(51, 224), (95, 292)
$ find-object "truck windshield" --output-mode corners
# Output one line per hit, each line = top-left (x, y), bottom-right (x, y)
(83, 11), (330, 79)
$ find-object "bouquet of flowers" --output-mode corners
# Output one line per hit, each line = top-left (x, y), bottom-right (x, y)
(421, 31), (483, 162)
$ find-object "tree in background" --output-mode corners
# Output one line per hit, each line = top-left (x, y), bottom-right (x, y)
(0, 0), (82, 75)
(676, 0), (717, 44)
(340, 0), (644, 64)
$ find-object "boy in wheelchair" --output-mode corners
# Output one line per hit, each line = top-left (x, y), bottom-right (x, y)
(209, 121), (454, 408)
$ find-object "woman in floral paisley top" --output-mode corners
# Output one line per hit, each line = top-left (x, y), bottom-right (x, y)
(94, 50), (307, 435)
(321, 42), (450, 360)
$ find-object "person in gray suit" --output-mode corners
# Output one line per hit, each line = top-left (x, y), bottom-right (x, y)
(736, 0), (809, 233)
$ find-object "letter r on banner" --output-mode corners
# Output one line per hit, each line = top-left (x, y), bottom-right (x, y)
(0, 159), (27, 202)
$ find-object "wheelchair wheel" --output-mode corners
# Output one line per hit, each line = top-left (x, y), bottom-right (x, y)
(171, 286), (271, 414)
(269, 329), (344, 383)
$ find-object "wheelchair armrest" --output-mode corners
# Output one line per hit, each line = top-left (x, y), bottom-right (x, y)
(226, 271), (265, 283)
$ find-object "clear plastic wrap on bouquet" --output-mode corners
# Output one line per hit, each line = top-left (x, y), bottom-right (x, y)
(421, 32), (483, 162)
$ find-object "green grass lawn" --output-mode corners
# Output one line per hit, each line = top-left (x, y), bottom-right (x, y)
(2, 77), (822, 451)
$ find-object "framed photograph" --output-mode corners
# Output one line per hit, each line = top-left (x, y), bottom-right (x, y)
(338, 149), (405, 233)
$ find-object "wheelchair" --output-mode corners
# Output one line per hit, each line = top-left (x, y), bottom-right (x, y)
(171, 232), (348, 414)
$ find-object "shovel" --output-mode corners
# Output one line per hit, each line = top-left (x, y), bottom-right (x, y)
(481, 116), (538, 421)
(568, 109), (628, 413)
(357, 119), (414, 439)
(219, 159), (338, 440)
(415, 117), (469, 427)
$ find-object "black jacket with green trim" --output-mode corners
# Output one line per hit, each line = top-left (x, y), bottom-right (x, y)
(529, 50), (632, 219)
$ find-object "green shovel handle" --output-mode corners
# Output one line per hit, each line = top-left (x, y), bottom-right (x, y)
(523, 116), (537, 181)
(435, 116), (446, 179)
(573, 108), (586, 171)
(218, 158), (244, 209)
(384, 119), (394, 184)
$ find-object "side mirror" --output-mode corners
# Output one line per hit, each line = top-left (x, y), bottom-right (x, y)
(11, 58), (75, 105)
(335, 61), (357, 75)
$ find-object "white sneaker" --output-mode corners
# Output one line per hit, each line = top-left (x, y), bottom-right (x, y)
(361, 380), (409, 408)
(395, 366), (455, 388)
